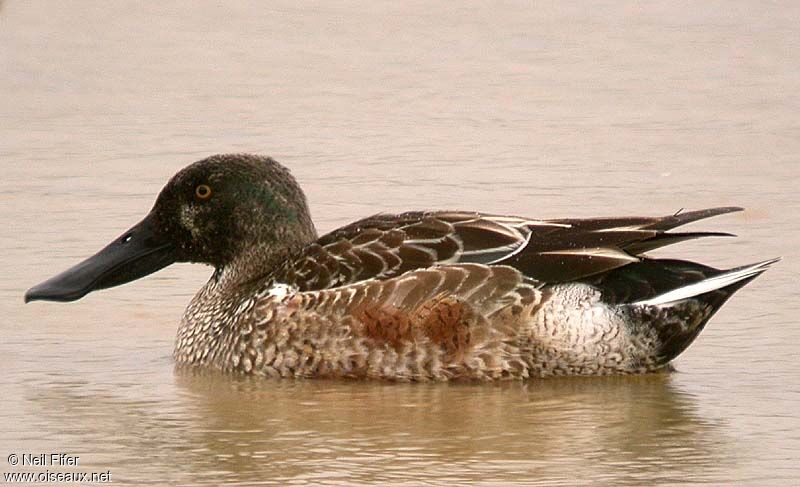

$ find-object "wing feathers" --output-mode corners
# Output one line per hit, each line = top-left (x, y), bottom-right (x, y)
(274, 208), (744, 291)
(644, 206), (743, 231)
(491, 207), (743, 282)
(624, 231), (735, 254)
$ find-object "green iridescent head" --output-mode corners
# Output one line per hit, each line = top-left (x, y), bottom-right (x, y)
(26, 154), (316, 302)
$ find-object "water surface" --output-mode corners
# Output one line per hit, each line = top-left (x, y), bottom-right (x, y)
(1, 1), (798, 485)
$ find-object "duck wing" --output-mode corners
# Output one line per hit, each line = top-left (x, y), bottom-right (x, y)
(274, 207), (741, 290)
(503, 206), (741, 282)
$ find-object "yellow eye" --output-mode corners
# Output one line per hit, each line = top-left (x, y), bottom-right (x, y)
(195, 184), (212, 200)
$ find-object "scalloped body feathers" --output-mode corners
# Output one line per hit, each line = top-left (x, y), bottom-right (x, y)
(165, 157), (776, 380)
(26, 154), (775, 381)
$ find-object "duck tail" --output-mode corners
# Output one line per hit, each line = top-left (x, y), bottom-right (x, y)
(634, 258), (779, 307)
(628, 258), (779, 366)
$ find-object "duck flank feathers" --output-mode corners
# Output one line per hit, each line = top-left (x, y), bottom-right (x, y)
(26, 154), (778, 381)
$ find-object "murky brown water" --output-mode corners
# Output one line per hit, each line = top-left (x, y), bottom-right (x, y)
(2, 1), (799, 485)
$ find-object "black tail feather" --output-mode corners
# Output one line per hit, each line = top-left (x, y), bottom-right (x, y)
(650, 273), (762, 364)
(613, 257), (777, 366)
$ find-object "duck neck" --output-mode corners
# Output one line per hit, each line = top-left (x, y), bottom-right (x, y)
(175, 224), (316, 362)
(213, 223), (318, 293)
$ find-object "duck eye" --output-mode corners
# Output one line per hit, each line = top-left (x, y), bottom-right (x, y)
(195, 184), (212, 200)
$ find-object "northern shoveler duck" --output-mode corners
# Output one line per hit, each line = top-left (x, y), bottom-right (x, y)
(26, 154), (777, 380)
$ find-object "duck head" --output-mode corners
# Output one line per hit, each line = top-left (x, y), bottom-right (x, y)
(25, 154), (316, 302)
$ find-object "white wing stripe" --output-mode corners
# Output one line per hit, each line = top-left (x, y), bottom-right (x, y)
(486, 216), (571, 228)
(486, 229), (534, 264)
(539, 247), (639, 262)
